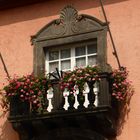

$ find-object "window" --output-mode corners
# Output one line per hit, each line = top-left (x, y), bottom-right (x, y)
(32, 6), (107, 76)
(45, 41), (97, 73)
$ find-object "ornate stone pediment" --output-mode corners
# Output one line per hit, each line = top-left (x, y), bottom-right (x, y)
(32, 5), (107, 42)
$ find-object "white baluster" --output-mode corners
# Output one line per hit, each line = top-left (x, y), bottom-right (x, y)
(83, 82), (90, 108)
(73, 85), (79, 109)
(47, 87), (54, 112)
(93, 82), (99, 107)
(63, 88), (70, 110)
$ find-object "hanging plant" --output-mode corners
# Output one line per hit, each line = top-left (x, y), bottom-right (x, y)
(61, 65), (134, 102)
(3, 74), (51, 113)
(1, 66), (134, 115)
(111, 67), (134, 101)
(60, 65), (101, 93)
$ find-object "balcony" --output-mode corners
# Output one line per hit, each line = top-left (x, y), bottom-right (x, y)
(4, 69), (118, 140)
(8, 72), (111, 121)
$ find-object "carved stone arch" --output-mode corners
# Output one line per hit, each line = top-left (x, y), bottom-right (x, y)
(31, 5), (108, 76)
(32, 5), (107, 42)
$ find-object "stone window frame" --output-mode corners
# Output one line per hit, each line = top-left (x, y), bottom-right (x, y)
(31, 5), (108, 76)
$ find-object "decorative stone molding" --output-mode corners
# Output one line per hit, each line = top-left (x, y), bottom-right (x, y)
(31, 5), (107, 43)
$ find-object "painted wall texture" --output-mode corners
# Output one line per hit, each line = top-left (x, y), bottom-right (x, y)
(0, 0), (140, 139)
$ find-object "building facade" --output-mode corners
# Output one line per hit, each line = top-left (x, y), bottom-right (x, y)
(0, 0), (140, 140)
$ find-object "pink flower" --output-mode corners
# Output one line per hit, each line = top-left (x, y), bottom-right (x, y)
(66, 83), (70, 86)
(37, 104), (41, 107)
(33, 100), (37, 104)
(85, 73), (90, 76)
(80, 77), (83, 80)
(120, 97), (124, 100)
(26, 79), (30, 83)
(38, 91), (42, 95)
(73, 78), (76, 81)
(68, 78), (72, 82)
(92, 78), (95, 81)
(60, 86), (64, 90)
(113, 83), (116, 86)
(33, 95), (36, 98)
(8, 94), (12, 97)
(20, 94), (24, 98)
(21, 89), (24, 92)
(25, 97), (28, 100)
(77, 70), (82, 73)
(30, 90), (34, 94)
(112, 93), (116, 96)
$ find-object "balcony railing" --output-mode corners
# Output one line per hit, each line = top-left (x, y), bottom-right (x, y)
(8, 72), (111, 122)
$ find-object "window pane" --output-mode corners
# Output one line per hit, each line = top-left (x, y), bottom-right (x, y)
(75, 46), (85, 56)
(87, 44), (97, 54)
(61, 60), (71, 70)
(49, 51), (59, 60)
(61, 49), (70, 59)
(76, 57), (86, 67)
(49, 62), (59, 72)
(88, 56), (97, 66)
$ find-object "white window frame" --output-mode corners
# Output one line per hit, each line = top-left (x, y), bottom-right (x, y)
(45, 44), (97, 74)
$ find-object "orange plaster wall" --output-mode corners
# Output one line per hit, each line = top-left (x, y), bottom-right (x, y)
(0, 0), (140, 139)
(106, 0), (140, 140)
